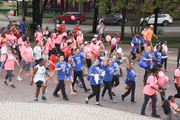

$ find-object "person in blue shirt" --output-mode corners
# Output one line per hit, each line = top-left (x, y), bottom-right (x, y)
(80, 44), (86, 75)
(53, 55), (69, 100)
(128, 43), (138, 60)
(97, 50), (105, 67)
(72, 48), (90, 93)
(121, 58), (137, 104)
(64, 55), (76, 95)
(20, 18), (26, 33)
(101, 51), (117, 103)
(140, 34), (146, 53)
(85, 59), (102, 106)
(131, 33), (141, 60)
(153, 45), (166, 67)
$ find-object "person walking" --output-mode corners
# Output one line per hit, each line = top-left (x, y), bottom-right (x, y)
(174, 64), (180, 99)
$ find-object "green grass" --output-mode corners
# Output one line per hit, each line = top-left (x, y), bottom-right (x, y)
(0, 5), (16, 9)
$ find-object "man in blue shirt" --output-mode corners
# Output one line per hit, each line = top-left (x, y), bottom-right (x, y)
(131, 33), (141, 60)
(72, 48), (90, 93)
(53, 56), (69, 100)
(20, 18), (26, 33)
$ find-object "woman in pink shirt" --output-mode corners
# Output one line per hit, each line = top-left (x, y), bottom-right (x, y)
(48, 33), (55, 56)
(77, 31), (84, 45)
(34, 28), (43, 43)
(0, 33), (7, 47)
(84, 42), (92, 70)
(141, 67), (163, 118)
(42, 40), (49, 70)
(60, 36), (68, 55)
(43, 27), (49, 36)
(52, 29), (57, 39)
(174, 64), (180, 98)
(6, 30), (17, 45)
(0, 47), (19, 88)
(90, 38), (98, 58)
(55, 30), (63, 55)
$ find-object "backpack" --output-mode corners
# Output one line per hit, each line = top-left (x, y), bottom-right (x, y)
(162, 99), (171, 115)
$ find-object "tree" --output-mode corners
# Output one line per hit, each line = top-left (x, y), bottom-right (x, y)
(92, 0), (99, 33)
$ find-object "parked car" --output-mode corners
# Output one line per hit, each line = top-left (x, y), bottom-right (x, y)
(140, 14), (173, 26)
(98, 13), (128, 26)
(56, 12), (86, 24)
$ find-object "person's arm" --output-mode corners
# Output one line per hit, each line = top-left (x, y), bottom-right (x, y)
(0, 61), (5, 71)
(157, 81), (166, 90)
(176, 76), (180, 88)
(45, 70), (51, 78)
(104, 51), (108, 66)
(103, 24), (106, 30)
(143, 53), (152, 61)
(48, 60), (56, 66)
(55, 65), (64, 71)
(151, 86), (162, 93)
(152, 33), (158, 39)
(71, 58), (75, 67)
(30, 67), (38, 85)
(14, 57), (20, 66)
(97, 25), (101, 31)
(162, 49), (167, 56)
(152, 53), (160, 62)
(125, 58), (130, 69)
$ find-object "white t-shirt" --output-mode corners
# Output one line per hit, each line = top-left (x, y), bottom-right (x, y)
(33, 64), (46, 83)
(33, 46), (42, 60)
(97, 25), (104, 34)
(1, 46), (7, 61)
(162, 44), (168, 58)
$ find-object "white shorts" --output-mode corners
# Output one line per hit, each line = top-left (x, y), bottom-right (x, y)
(65, 76), (73, 82)
(42, 54), (48, 60)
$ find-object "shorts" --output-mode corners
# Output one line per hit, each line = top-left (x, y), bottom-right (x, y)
(100, 33), (104, 38)
(112, 76), (119, 87)
(22, 60), (33, 70)
(36, 80), (44, 87)
(136, 47), (140, 53)
(110, 45), (116, 53)
(86, 59), (92, 68)
(159, 87), (166, 101)
(65, 76), (73, 82)
(42, 53), (48, 60)
(82, 66), (87, 74)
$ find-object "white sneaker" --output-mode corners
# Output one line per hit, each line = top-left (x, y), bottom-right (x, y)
(17, 76), (22, 81)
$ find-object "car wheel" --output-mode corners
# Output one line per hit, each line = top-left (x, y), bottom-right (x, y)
(56, 19), (61, 24)
(75, 19), (81, 24)
(117, 21), (122, 26)
(162, 21), (169, 26)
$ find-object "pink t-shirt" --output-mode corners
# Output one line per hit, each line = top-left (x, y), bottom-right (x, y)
(21, 46), (33, 61)
(18, 38), (23, 51)
(52, 33), (57, 39)
(0, 37), (7, 47)
(48, 38), (55, 50)
(55, 34), (62, 44)
(146, 29), (153, 42)
(34, 32), (43, 41)
(143, 75), (157, 96)
(68, 38), (76, 49)
(157, 71), (166, 86)
(3, 54), (16, 70)
(77, 36), (83, 44)
(42, 44), (49, 54)
(84, 46), (92, 59)
(90, 43), (98, 57)
(174, 69), (180, 84)
(6, 34), (17, 45)
(43, 30), (49, 36)
(60, 41), (67, 52)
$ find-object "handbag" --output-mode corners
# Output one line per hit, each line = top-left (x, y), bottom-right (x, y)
(138, 57), (148, 68)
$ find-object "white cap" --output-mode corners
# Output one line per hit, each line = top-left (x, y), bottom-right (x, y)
(56, 24), (59, 28)
(62, 21), (65, 24)
(94, 34), (98, 38)
(92, 38), (97, 41)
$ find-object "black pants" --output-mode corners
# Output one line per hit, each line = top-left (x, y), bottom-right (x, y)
(88, 84), (101, 102)
(174, 83), (180, 98)
(101, 81), (113, 99)
(122, 80), (136, 102)
(141, 94), (157, 116)
(54, 80), (67, 98)
(161, 58), (167, 70)
(131, 53), (136, 60)
(5, 70), (13, 82)
(49, 50), (52, 57)
(143, 66), (151, 86)
(112, 75), (119, 87)
(55, 43), (62, 55)
(72, 70), (87, 91)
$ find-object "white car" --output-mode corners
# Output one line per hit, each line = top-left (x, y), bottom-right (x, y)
(140, 14), (173, 26)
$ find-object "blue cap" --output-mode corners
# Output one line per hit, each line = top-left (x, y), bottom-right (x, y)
(163, 41), (167, 44)
(6, 41), (12, 46)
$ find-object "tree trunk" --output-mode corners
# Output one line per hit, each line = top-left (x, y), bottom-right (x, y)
(105, 0), (111, 14)
(61, 0), (64, 15)
(121, 8), (126, 40)
(78, 2), (83, 12)
(22, 0), (25, 20)
(50, 0), (53, 8)
(92, 0), (98, 33)
(137, 0), (140, 33)
(66, 0), (69, 12)
(153, 8), (159, 34)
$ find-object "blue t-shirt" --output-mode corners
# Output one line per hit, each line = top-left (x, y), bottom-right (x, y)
(65, 62), (73, 78)
(80, 50), (85, 67)
(98, 55), (105, 67)
(131, 37), (140, 47)
(89, 65), (101, 85)
(72, 54), (83, 71)
(112, 60), (120, 76)
(103, 65), (114, 81)
(126, 68), (136, 81)
(153, 51), (164, 66)
(143, 52), (153, 67)
(56, 62), (66, 80)
(130, 46), (137, 54)
(20, 21), (26, 33)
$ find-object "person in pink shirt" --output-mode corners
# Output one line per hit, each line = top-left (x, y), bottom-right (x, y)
(34, 28), (43, 43)
(174, 64), (180, 98)
(6, 30), (17, 45)
(77, 31), (84, 45)
(55, 30), (63, 55)
(146, 25), (158, 42)
(67, 34), (76, 53)
(141, 67), (163, 118)
(17, 41), (33, 81)
(42, 40), (49, 70)
(43, 26), (49, 36)
(84, 41), (92, 70)
(90, 38), (98, 58)
(0, 47), (19, 88)
(0, 33), (7, 48)
(52, 29), (57, 39)
(48, 33), (55, 56)
(60, 36), (68, 55)
(18, 33), (25, 61)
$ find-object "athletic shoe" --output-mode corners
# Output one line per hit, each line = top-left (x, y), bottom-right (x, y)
(34, 98), (38, 101)
(111, 92), (116, 96)
(95, 103), (103, 106)
(17, 76), (22, 81)
(73, 89), (77, 92)
(151, 114), (160, 118)
(25, 73), (30, 77)
(85, 89), (91, 93)
(111, 99), (117, 103)
(42, 96), (47, 100)
(10, 84), (15, 88)
(84, 99), (88, 104)
(53, 93), (60, 97)
(3, 81), (8, 85)
(46, 68), (50, 70)
(130, 101), (137, 104)
(148, 103), (151, 108)
(141, 114), (147, 116)
(101, 97), (107, 101)
(78, 84), (83, 88)
(121, 95), (124, 101)
(58, 90), (62, 95)
(70, 92), (77, 95)
(63, 97), (69, 101)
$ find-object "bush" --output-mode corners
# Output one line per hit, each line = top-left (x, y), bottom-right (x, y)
(157, 28), (164, 35)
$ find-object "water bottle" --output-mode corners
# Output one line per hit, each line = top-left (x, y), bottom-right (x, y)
(167, 81), (170, 87)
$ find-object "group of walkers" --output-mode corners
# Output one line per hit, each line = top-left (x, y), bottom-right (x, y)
(0, 18), (180, 119)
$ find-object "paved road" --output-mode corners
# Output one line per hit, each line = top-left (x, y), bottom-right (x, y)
(0, 20), (180, 33)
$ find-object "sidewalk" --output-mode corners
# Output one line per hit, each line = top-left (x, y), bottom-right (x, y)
(0, 101), (160, 120)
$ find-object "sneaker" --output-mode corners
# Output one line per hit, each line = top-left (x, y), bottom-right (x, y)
(121, 95), (124, 101)
(151, 114), (160, 118)
(46, 68), (50, 70)
(148, 103), (151, 108)
(34, 98), (38, 101)
(58, 90), (62, 95)
(10, 84), (15, 88)
(141, 114), (147, 116)
(25, 73), (30, 77)
(101, 97), (107, 101)
(53, 93), (60, 97)
(63, 97), (69, 101)
(165, 69), (168, 72)
(111, 92), (116, 96)
(130, 101), (136, 104)
(42, 96), (47, 100)
(70, 92), (77, 95)
(78, 84), (83, 88)
(17, 76), (22, 81)
(73, 89), (77, 92)
(84, 99), (88, 104)
(3, 81), (8, 85)
(111, 99), (117, 103)
(95, 103), (103, 106)
(85, 89), (91, 93)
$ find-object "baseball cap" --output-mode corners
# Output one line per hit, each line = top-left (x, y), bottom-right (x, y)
(7, 47), (12, 50)
(24, 41), (30, 44)
(94, 34), (98, 38)
(84, 41), (89, 44)
(156, 40), (161, 44)
(92, 38), (96, 41)
(115, 32), (119, 36)
(6, 41), (12, 46)
(100, 50), (104, 53)
(150, 25), (154, 28)
(46, 26), (49, 29)
(163, 41), (167, 44)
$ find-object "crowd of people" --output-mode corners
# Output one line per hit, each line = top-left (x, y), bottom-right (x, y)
(0, 19), (180, 119)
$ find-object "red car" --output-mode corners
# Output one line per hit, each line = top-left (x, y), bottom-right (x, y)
(56, 12), (86, 24)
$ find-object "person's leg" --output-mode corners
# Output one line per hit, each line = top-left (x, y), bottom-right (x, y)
(29, 67), (33, 80)
(107, 81), (113, 100)
(78, 71), (88, 91)
(174, 83), (180, 98)
(87, 85), (97, 100)
(96, 84), (101, 103)
(141, 94), (150, 115)
(143, 66), (150, 86)
(18, 68), (24, 76)
(131, 81), (136, 102)
(164, 58), (167, 70)
(122, 81), (132, 99)
(53, 81), (61, 95)
(7, 70), (13, 85)
(101, 81), (108, 97)
(151, 94), (157, 116)
(59, 80), (68, 99)
(35, 87), (41, 98)
(5, 71), (9, 81)
(41, 83), (47, 95)
(72, 71), (78, 90)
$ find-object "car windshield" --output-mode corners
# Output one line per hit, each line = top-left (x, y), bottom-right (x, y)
(64, 13), (70, 16)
